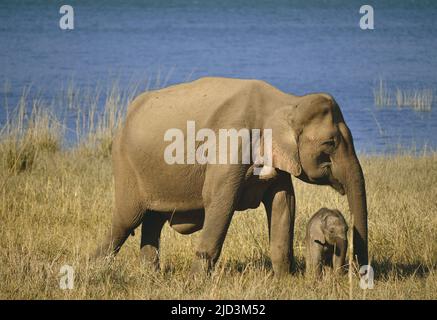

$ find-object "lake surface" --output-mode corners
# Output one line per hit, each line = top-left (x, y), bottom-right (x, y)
(1, 0), (437, 153)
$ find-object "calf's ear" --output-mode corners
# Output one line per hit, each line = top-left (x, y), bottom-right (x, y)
(312, 227), (326, 246)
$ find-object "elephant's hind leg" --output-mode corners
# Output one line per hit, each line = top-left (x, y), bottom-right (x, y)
(93, 133), (148, 259)
(93, 206), (144, 259)
(93, 176), (144, 259)
(140, 211), (168, 270)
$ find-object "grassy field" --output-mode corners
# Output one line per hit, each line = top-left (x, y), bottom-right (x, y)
(0, 87), (436, 299)
(1, 148), (436, 299)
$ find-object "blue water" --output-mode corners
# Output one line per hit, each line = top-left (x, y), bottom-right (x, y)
(1, 0), (437, 153)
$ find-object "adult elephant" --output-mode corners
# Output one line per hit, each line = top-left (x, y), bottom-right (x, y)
(94, 77), (368, 276)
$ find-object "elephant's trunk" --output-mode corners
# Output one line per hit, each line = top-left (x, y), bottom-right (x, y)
(333, 237), (348, 272)
(331, 125), (368, 266)
(335, 154), (368, 266)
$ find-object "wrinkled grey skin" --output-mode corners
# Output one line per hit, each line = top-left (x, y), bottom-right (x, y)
(93, 77), (368, 276)
(305, 208), (348, 277)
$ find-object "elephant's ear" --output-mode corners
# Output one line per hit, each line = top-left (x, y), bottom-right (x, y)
(312, 227), (326, 246)
(267, 105), (302, 177)
(312, 210), (328, 245)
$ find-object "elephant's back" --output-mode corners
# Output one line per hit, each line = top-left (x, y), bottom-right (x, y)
(112, 77), (290, 211)
(125, 77), (290, 131)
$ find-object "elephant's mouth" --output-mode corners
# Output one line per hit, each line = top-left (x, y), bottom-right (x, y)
(297, 153), (333, 185)
(320, 161), (346, 195)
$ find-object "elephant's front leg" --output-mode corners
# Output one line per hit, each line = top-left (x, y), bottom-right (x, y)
(306, 242), (323, 278)
(191, 166), (245, 274)
(263, 174), (295, 276)
(191, 202), (234, 274)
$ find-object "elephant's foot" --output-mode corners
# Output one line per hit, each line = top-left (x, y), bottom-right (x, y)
(190, 253), (214, 276)
(90, 249), (115, 263)
(305, 260), (323, 280)
(140, 245), (160, 271)
(91, 225), (132, 261)
(270, 256), (293, 277)
(333, 265), (348, 276)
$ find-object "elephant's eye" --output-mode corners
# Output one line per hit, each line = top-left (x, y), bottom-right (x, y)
(321, 139), (336, 153)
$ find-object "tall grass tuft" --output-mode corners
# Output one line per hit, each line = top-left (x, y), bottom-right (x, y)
(395, 88), (433, 111)
(0, 89), (62, 173)
(0, 80), (144, 173)
(64, 81), (141, 158)
(373, 78), (434, 111)
(373, 78), (392, 107)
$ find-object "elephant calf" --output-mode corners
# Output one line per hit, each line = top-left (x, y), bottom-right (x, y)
(305, 208), (348, 277)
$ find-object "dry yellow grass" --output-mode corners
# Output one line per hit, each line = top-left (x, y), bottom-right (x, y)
(0, 150), (435, 299)
(0, 85), (436, 299)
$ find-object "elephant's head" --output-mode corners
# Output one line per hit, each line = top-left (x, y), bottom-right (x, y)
(321, 209), (348, 245)
(267, 94), (368, 265)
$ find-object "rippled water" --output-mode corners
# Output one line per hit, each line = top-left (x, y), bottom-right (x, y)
(1, 0), (436, 152)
